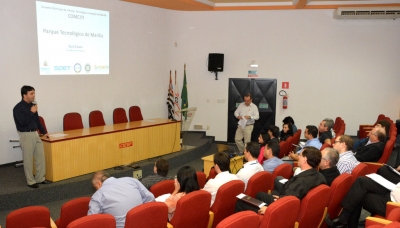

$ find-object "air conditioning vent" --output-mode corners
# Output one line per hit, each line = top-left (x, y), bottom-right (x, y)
(334, 7), (400, 19)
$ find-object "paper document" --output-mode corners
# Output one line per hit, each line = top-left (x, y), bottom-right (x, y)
(366, 173), (396, 191)
(49, 133), (68, 137)
(155, 193), (171, 202)
(238, 117), (247, 129)
(279, 178), (289, 184)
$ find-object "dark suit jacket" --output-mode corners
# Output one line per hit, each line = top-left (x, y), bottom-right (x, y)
(353, 141), (385, 162)
(319, 166), (340, 186)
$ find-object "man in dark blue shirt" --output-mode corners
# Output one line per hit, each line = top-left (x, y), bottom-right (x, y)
(13, 85), (50, 188)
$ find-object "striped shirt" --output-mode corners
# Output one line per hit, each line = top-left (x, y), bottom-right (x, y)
(337, 151), (360, 174)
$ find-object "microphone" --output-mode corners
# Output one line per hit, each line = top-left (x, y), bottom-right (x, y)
(32, 101), (37, 106)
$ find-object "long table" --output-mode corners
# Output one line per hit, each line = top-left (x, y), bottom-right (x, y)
(41, 119), (180, 182)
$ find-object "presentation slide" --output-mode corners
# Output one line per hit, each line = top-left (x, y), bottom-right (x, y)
(36, 1), (109, 75)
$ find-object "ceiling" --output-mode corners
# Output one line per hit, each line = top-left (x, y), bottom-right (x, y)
(122, 0), (400, 11)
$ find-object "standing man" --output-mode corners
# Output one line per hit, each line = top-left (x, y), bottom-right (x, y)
(234, 94), (259, 154)
(13, 85), (50, 188)
(89, 170), (154, 228)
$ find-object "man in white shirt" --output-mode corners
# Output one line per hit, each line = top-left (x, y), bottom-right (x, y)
(234, 94), (259, 154)
(202, 152), (239, 206)
(332, 135), (360, 174)
(236, 142), (264, 190)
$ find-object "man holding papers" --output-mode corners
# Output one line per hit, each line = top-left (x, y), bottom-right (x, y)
(330, 165), (400, 228)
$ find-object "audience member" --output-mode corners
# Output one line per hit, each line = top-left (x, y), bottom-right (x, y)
(268, 125), (280, 144)
(257, 133), (271, 164)
(353, 119), (391, 150)
(319, 148), (340, 186)
(235, 147), (326, 214)
(318, 118), (334, 145)
(234, 94), (260, 154)
(282, 116), (297, 134)
(202, 152), (239, 206)
(330, 165), (400, 228)
(333, 135), (360, 174)
(279, 123), (293, 142)
(288, 125), (322, 161)
(88, 170), (154, 228)
(353, 127), (386, 162)
(164, 166), (200, 220)
(262, 141), (283, 173)
(236, 142), (264, 190)
(140, 158), (171, 189)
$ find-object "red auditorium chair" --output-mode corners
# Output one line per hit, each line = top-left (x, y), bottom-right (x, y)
(278, 141), (289, 158)
(244, 171), (272, 198)
(149, 180), (175, 198)
(267, 163), (293, 192)
(320, 142), (332, 151)
(124, 202), (168, 228)
(295, 184), (330, 228)
(128, 106), (143, 122)
(359, 114), (385, 139)
(210, 180), (245, 228)
(113, 107), (128, 124)
(351, 163), (369, 183)
(63, 112), (84, 131)
(6, 206), (51, 228)
(292, 129), (302, 147)
(216, 211), (259, 228)
(259, 196), (300, 228)
(207, 167), (217, 181)
(55, 197), (91, 228)
(89, 110), (106, 127)
(169, 191), (212, 228)
(366, 207), (400, 227)
(197, 171), (207, 189)
(38, 116), (48, 135)
(66, 214), (115, 228)
(320, 174), (353, 228)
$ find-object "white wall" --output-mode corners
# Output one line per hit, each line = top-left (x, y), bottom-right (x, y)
(1, 0), (399, 164)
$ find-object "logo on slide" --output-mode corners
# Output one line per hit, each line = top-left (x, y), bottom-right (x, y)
(85, 64), (91, 73)
(43, 61), (48, 66)
(74, 63), (82, 73)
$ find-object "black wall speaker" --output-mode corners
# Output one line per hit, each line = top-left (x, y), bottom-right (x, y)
(208, 53), (224, 72)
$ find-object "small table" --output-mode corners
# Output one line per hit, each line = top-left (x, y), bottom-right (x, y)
(202, 154), (244, 177)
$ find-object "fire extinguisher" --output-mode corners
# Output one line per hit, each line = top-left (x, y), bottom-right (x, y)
(279, 90), (288, 109)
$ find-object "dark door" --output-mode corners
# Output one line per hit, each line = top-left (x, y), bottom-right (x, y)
(228, 78), (277, 143)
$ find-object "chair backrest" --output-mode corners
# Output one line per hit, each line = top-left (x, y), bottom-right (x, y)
(196, 172), (207, 189)
(320, 143), (331, 151)
(377, 139), (395, 164)
(333, 117), (342, 133)
(259, 196), (300, 228)
(37, 116), (48, 135)
(55, 197), (91, 228)
(215, 211), (259, 228)
(150, 180), (175, 198)
(351, 163), (368, 182)
(113, 107), (128, 124)
(128, 106), (143, 122)
(296, 184), (330, 228)
(286, 136), (295, 152)
(278, 141), (287, 158)
(387, 208), (400, 222)
(6, 206), (51, 228)
(89, 110), (106, 127)
(63, 112), (84, 131)
(207, 167), (218, 181)
(292, 129), (302, 146)
(244, 171), (272, 198)
(211, 180), (245, 228)
(326, 174), (353, 221)
(124, 202), (168, 228)
(66, 214), (115, 228)
(336, 122), (346, 136)
(170, 190), (211, 228)
(268, 163), (293, 191)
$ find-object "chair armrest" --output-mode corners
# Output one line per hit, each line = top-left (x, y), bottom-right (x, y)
(208, 211), (214, 228)
(294, 221), (299, 228)
(51, 217), (57, 228)
(363, 162), (384, 174)
(167, 222), (173, 228)
(366, 216), (392, 226)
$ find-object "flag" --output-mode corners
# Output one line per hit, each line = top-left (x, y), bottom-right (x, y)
(173, 70), (181, 121)
(167, 70), (175, 120)
(181, 64), (188, 120)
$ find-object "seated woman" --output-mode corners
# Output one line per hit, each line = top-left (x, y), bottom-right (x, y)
(279, 123), (293, 142)
(164, 166), (200, 220)
(257, 133), (271, 164)
(282, 116), (297, 134)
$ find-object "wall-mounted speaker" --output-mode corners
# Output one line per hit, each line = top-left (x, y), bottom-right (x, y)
(208, 53), (224, 72)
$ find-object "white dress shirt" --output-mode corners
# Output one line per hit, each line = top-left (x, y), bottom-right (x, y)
(236, 160), (263, 190)
(234, 102), (259, 125)
(203, 171), (239, 206)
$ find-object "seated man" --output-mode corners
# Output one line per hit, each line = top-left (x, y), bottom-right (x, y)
(262, 141), (283, 173)
(288, 125), (322, 161)
(235, 147), (327, 214)
(236, 142), (264, 190)
(141, 158), (171, 189)
(268, 125), (280, 145)
(353, 127), (386, 162)
(353, 119), (391, 150)
(333, 135), (360, 174)
(202, 152), (239, 206)
(319, 148), (340, 186)
(318, 118), (334, 145)
(88, 170), (155, 228)
(330, 165), (400, 228)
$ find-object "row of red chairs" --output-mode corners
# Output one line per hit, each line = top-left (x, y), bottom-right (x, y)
(359, 114), (397, 139)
